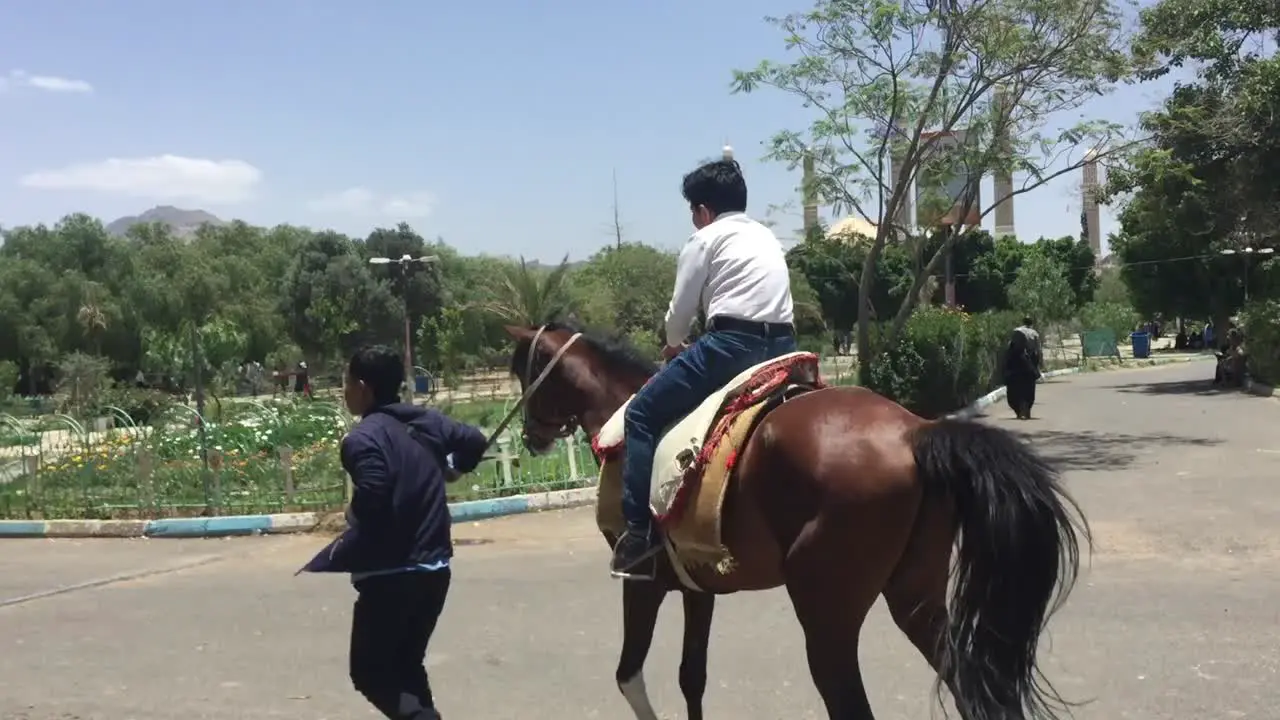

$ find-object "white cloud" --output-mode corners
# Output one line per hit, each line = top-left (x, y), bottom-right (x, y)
(307, 187), (436, 219)
(20, 155), (263, 204)
(1, 69), (93, 94)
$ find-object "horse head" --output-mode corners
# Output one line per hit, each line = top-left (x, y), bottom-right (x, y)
(503, 322), (655, 455)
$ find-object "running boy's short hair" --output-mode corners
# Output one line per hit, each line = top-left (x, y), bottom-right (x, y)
(348, 345), (404, 404)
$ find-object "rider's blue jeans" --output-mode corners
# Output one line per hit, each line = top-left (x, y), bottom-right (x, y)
(620, 329), (798, 528)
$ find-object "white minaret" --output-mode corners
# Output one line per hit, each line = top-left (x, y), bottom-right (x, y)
(1082, 148), (1102, 262)
(992, 87), (1016, 238)
(802, 148), (820, 237)
(722, 143), (734, 161)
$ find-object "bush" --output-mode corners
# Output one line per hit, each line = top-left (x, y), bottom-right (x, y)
(1079, 301), (1139, 344)
(866, 307), (1016, 418)
(1240, 299), (1280, 385)
(91, 386), (175, 425)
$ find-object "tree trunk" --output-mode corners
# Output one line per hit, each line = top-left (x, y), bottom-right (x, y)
(1212, 309), (1231, 353)
(855, 231), (889, 387)
(888, 231), (955, 340)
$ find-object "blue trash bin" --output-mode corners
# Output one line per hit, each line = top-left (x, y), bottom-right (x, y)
(414, 375), (430, 394)
(1129, 332), (1151, 359)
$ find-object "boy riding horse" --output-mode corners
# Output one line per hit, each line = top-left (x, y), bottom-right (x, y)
(611, 159), (798, 578)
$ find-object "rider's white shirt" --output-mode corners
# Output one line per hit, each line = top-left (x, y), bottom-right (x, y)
(664, 212), (794, 347)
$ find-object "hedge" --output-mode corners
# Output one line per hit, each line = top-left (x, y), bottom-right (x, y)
(866, 307), (1018, 418)
(1241, 299), (1280, 385)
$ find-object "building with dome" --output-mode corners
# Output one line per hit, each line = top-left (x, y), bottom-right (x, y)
(825, 216), (879, 243)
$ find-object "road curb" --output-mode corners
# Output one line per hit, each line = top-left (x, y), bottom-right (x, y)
(0, 355), (1212, 539)
(448, 486), (599, 522)
(0, 488), (606, 539)
(0, 513), (325, 539)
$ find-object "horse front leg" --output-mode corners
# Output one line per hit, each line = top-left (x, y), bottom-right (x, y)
(679, 590), (715, 720)
(617, 578), (667, 719)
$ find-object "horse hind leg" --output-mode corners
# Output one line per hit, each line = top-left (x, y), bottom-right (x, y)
(785, 501), (917, 718)
(882, 494), (960, 712)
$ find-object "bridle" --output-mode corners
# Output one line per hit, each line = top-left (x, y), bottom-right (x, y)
(482, 325), (583, 452)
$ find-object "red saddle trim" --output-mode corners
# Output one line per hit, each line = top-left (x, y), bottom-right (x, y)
(592, 433), (621, 462)
(655, 354), (823, 526)
(590, 354), (825, 509)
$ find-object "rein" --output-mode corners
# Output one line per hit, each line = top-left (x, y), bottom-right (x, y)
(480, 325), (583, 454)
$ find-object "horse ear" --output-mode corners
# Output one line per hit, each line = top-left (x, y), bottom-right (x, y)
(503, 324), (532, 340)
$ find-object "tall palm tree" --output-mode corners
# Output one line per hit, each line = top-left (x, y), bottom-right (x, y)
(485, 255), (573, 325)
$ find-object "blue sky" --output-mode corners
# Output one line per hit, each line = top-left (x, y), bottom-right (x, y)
(2, 0), (1181, 261)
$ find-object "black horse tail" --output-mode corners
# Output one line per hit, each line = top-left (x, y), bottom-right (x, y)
(911, 418), (1091, 720)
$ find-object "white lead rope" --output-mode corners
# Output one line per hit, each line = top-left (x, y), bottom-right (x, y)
(480, 327), (584, 454)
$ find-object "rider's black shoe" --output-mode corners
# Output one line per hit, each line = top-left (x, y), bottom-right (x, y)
(610, 522), (662, 579)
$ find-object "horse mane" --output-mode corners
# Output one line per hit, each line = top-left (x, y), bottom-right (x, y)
(511, 320), (659, 379)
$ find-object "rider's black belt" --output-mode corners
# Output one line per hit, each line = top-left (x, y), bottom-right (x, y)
(706, 315), (795, 338)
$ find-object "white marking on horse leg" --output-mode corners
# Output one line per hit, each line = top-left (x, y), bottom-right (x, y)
(618, 672), (659, 720)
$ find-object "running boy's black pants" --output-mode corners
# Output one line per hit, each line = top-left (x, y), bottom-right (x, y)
(350, 569), (451, 719)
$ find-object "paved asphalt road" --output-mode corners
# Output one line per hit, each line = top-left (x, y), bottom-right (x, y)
(1, 360), (1278, 719)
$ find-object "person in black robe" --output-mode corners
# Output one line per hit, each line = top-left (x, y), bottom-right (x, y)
(1003, 327), (1042, 420)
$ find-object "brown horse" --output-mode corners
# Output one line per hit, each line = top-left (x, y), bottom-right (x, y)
(503, 322), (1089, 720)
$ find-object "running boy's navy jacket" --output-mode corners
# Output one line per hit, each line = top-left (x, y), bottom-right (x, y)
(301, 404), (487, 574)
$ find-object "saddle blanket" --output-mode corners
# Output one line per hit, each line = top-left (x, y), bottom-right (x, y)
(593, 351), (822, 566)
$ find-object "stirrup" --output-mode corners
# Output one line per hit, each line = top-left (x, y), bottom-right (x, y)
(609, 531), (663, 581)
(610, 551), (659, 581)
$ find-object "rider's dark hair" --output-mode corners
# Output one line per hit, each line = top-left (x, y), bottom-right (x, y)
(682, 160), (747, 216)
(348, 345), (403, 404)
(1023, 316), (1035, 327)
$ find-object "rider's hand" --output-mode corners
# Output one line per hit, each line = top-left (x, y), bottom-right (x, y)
(661, 344), (686, 361)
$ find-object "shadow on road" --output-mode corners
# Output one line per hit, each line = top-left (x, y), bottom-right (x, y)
(1015, 428), (1222, 471)
(1109, 377), (1226, 396)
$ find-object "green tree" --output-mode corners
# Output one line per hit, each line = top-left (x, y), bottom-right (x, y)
(1132, 0), (1280, 223)
(281, 231), (399, 362)
(1080, 301), (1139, 341)
(733, 0), (1133, 382)
(917, 229), (1029, 312)
(572, 243), (677, 345)
(484, 256), (574, 326)
(419, 306), (467, 384)
(1033, 236), (1098, 308)
(1106, 100), (1245, 324)
(1107, 0), (1279, 327)
(362, 223), (445, 343)
(787, 231), (917, 331)
(789, 269), (827, 338)
(1094, 265), (1131, 305)
(1008, 250), (1076, 326)
(430, 244), (524, 366)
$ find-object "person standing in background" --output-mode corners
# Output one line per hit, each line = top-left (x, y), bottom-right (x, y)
(1004, 316), (1043, 420)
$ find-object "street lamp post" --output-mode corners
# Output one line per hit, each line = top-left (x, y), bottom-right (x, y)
(1219, 246), (1275, 302)
(369, 253), (440, 404)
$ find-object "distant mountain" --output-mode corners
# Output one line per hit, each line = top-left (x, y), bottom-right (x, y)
(106, 206), (227, 239)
